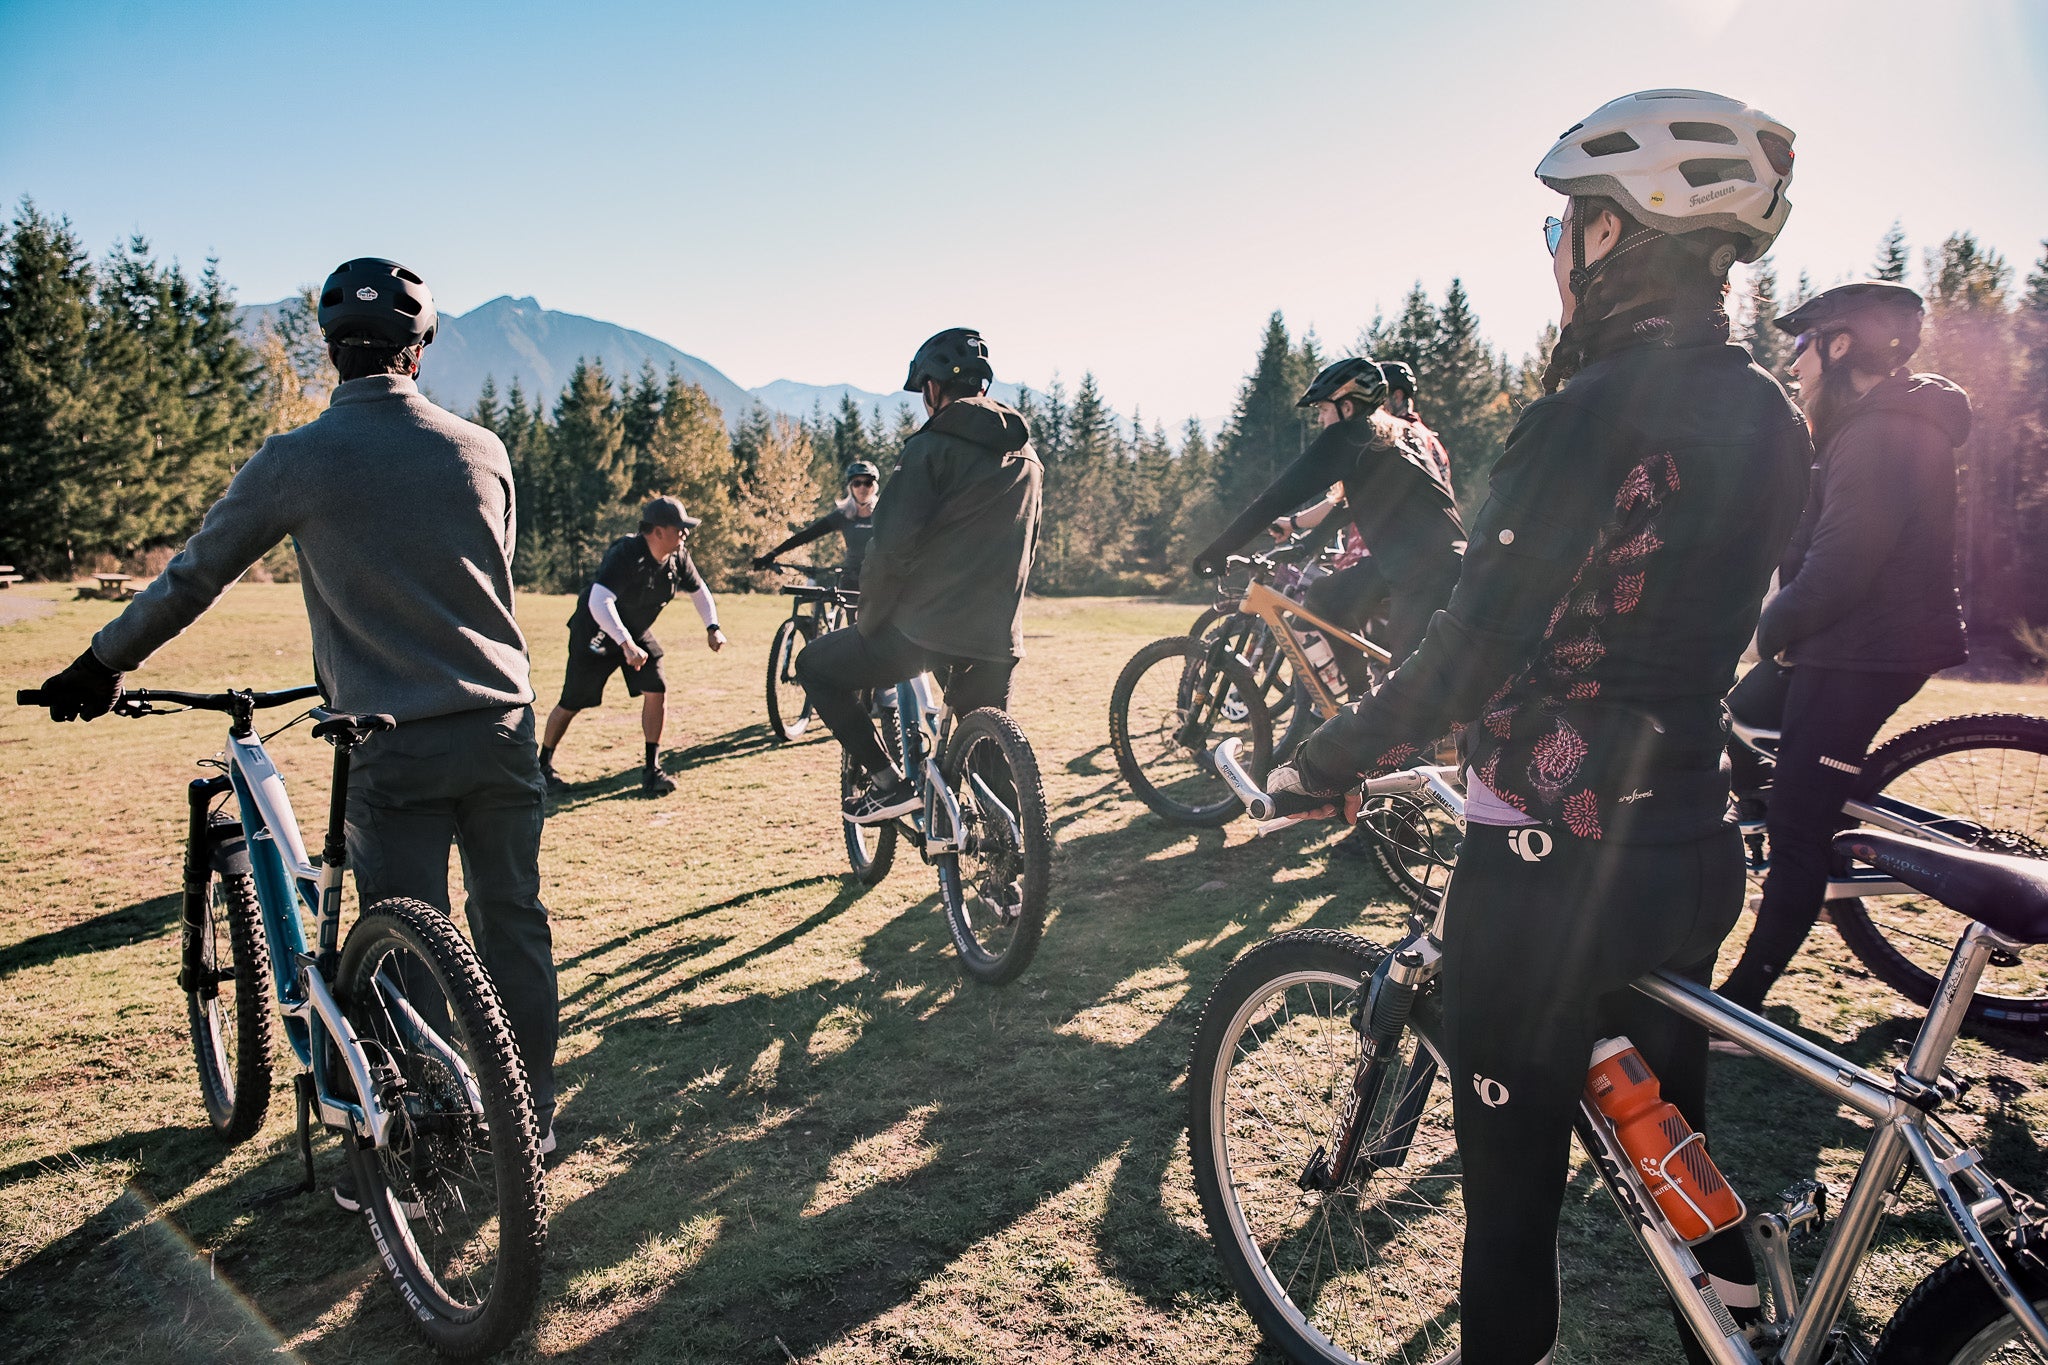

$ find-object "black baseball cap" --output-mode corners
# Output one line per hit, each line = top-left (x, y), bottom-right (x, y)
(641, 496), (701, 529)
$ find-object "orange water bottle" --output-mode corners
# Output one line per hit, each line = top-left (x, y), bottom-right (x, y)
(1585, 1036), (1745, 1243)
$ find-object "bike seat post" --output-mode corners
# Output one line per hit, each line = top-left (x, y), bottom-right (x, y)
(315, 740), (356, 969)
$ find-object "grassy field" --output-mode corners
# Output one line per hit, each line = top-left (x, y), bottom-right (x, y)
(2, 580), (2045, 1364)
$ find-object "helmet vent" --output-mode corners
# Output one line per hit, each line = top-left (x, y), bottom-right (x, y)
(1679, 157), (1756, 188)
(320, 288), (343, 307)
(392, 297), (422, 317)
(1581, 131), (1640, 157)
(1669, 121), (1737, 145)
(1756, 130), (1795, 176)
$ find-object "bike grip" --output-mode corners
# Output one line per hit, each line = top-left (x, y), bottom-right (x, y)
(1212, 738), (1277, 820)
(16, 689), (43, 706)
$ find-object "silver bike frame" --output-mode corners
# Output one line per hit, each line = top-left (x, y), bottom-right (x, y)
(1212, 739), (2048, 1363)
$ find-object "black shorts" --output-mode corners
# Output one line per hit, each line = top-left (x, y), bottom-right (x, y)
(558, 634), (666, 710)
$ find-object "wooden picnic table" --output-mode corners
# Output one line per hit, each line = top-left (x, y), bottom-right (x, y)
(93, 572), (135, 600)
(0, 567), (19, 590)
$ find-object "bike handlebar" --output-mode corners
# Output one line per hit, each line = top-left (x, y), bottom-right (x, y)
(15, 683), (321, 713)
(1212, 737), (1451, 835)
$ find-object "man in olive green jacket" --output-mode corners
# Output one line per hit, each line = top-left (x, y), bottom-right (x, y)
(796, 328), (1042, 823)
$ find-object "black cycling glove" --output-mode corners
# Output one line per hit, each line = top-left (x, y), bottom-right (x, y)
(41, 646), (123, 722)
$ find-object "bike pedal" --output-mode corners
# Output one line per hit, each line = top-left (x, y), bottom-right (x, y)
(1776, 1179), (1828, 1239)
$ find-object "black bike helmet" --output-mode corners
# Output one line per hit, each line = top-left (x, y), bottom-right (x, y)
(903, 327), (993, 393)
(1379, 359), (1418, 398)
(317, 258), (438, 348)
(1773, 280), (1923, 374)
(844, 460), (880, 483)
(1298, 356), (1388, 412)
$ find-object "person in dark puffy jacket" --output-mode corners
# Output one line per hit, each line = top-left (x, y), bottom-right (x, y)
(1717, 281), (1971, 1012)
(797, 328), (1042, 825)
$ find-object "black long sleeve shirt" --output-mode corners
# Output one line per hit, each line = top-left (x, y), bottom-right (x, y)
(1199, 415), (1465, 593)
(1298, 332), (1812, 843)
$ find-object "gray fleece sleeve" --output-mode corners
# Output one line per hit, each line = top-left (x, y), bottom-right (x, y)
(93, 444), (295, 671)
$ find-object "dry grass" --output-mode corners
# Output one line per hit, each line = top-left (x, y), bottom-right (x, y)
(1, 581), (2044, 1363)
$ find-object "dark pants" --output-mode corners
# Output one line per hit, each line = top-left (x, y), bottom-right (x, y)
(1443, 822), (1753, 1364)
(795, 623), (1016, 778)
(345, 705), (558, 1127)
(1302, 562), (1388, 688)
(1720, 662), (1927, 1007)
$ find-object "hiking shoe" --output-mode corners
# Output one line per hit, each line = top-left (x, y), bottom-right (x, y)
(542, 767), (569, 795)
(843, 775), (920, 825)
(641, 768), (676, 797)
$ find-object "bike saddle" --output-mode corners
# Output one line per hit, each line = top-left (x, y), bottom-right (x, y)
(310, 708), (397, 746)
(1835, 829), (2048, 944)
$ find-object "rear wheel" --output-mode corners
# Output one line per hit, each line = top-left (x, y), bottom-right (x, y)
(938, 708), (1053, 985)
(185, 817), (275, 1144)
(1188, 930), (1463, 1364)
(1829, 714), (2048, 1029)
(765, 617), (815, 741)
(1869, 1230), (2048, 1364)
(1109, 635), (1273, 827)
(339, 898), (546, 1359)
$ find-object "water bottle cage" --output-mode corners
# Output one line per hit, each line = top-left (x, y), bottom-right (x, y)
(1644, 1131), (1740, 1239)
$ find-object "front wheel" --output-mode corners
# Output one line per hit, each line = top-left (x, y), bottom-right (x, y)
(1828, 714), (2048, 1030)
(938, 708), (1053, 985)
(1868, 1231), (2048, 1364)
(765, 617), (815, 742)
(843, 695), (901, 886)
(1188, 930), (1464, 1364)
(338, 898), (547, 1359)
(1109, 635), (1273, 827)
(186, 817), (275, 1144)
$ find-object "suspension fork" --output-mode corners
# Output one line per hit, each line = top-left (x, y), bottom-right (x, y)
(177, 774), (236, 995)
(1299, 935), (1444, 1190)
(1180, 634), (1241, 750)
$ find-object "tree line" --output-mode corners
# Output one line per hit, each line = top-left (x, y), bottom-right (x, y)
(2, 197), (2043, 653)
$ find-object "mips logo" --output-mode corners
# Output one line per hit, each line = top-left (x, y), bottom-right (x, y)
(1506, 827), (1553, 862)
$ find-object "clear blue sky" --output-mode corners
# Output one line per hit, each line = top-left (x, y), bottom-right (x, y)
(4, 0), (2044, 428)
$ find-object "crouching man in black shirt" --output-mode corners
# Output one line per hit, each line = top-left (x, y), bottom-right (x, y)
(540, 496), (727, 797)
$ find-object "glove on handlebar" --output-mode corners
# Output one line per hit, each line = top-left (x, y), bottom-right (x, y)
(1264, 749), (1345, 817)
(40, 647), (122, 722)
(1191, 554), (1222, 579)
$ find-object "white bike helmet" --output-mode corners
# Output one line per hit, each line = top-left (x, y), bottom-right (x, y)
(1536, 89), (1795, 264)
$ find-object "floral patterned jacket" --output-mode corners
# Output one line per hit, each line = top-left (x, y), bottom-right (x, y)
(1297, 322), (1813, 843)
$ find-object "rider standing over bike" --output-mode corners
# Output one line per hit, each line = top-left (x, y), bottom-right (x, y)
(1194, 356), (1465, 670)
(539, 495), (727, 798)
(1258, 92), (1811, 1363)
(753, 460), (883, 589)
(796, 328), (1042, 825)
(33, 257), (561, 1156)
(1717, 281), (1971, 1013)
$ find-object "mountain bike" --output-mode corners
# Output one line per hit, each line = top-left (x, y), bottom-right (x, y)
(841, 673), (1053, 984)
(763, 562), (856, 742)
(1182, 538), (1331, 735)
(1194, 737), (2048, 1365)
(1108, 544), (1395, 829)
(1729, 708), (2048, 1030)
(18, 684), (547, 1358)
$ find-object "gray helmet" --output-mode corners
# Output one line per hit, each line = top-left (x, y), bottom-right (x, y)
(904, 328), (993, 393)
(1298, 357), (1388, 412)
(317, 258), (438, 348)
(844, 460), (880, 483)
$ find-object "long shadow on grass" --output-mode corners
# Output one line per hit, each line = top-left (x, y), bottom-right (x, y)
(0, 892), (179, 978)
(534, 800), (1409, 1361)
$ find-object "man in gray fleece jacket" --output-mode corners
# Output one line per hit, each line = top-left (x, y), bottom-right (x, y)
(35, 258), (558, 1154)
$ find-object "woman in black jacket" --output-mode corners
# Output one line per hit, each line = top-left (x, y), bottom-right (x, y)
(1262, 90), (1812, 1364)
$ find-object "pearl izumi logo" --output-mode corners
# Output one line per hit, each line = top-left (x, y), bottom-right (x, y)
(1473, 1074), (1511, 1107)
(1506, 827), (1553, 862)
(355, 286), (380, 302)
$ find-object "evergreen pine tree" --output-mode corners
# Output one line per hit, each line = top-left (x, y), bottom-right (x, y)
(1217, 312), (1311, 506)
(640, 371), (741, 582)
(1426, 278), (1508, 512)
(734, 415), (823, 589)
(620, 362), (663, 492)
(1873, 220), (1910, 283)
(0, 201), (102, 575)
(550, 359), (630, 585)
(1743, 259), (1791, 383)
(471, 377), (502, 434)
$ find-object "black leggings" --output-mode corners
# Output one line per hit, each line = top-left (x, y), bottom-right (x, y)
(1300, 561), (1451, 683)
(1720, 663), (1926, 1007)
(794, 622), (1015, 777)
(1442, 822), (1754, 1364)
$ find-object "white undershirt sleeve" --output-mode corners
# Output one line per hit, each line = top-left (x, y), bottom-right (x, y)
(588, 582), (632, 646)
(689, 583), (719, 629)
